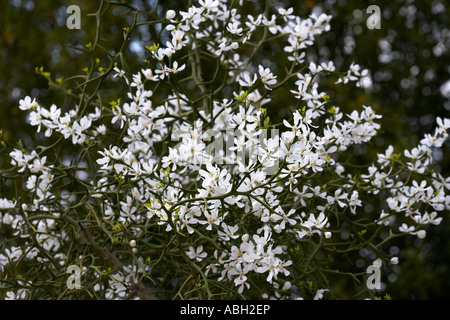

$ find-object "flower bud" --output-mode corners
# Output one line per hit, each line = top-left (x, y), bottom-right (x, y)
(241, 234), (249, 242)
(325, 232), (332, 239)
(165, 10), (176, 20)
(373, 257), (382, 268)
(390, 257), (399, 264)
(282, 281), (292, 291)
(417, 230), (426, 239)
(129, 240), (137, 247)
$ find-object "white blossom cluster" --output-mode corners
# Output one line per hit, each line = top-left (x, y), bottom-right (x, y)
(367, 117), (450, 239)
(1, 0), (449, 300)
(18, 96), (104, 145)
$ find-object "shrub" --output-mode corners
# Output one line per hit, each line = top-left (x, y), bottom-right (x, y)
(0, 0), (448, 300)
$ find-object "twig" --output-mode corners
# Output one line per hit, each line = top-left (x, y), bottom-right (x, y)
(62, 213), (158, 300)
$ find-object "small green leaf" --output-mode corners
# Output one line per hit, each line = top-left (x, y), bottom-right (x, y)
(328, 106), (336, 114)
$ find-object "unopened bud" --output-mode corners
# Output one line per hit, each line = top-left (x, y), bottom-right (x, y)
(390, 257), (399, 264)
(417, 230), (426, 239)
(165, 10), (176, 20)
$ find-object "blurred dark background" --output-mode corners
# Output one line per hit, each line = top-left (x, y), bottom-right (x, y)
(0, 0), (448, 299)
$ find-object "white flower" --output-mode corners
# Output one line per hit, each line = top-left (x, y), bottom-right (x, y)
(262, 14), (278, 34)
(199, 209), (222, 230)
(313, 289), (329, 300)
(218, 223), (239, 241)
(436, 117), (450, 130)
(19, 96), (38, 111)
(258, 65), (277, 89)
(186, 246), (207, 261)
(238, 72), (258, 87)
(199, 0), (219, 12)
(112, 106), (126, 129)
(0, 198), (16, 210)
(399, 223), (415, 234)
(142, 68), (159, 81)
(256, 256), (281, 282)
(168, 61), (186, 74)
(227, 21), (243, 36)
(377, 145), (394, 168)
(326, 189), (348, 208)
(278, 7), (294, 21)
(377, 210), (391, 226)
